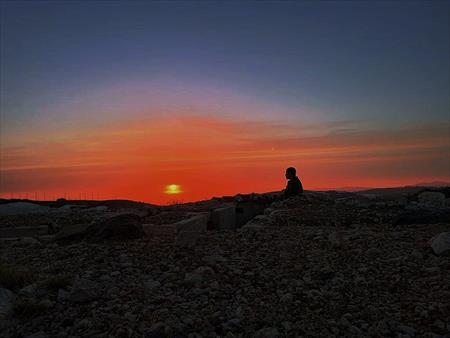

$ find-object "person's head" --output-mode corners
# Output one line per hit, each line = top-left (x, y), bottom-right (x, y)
(285, 167), (296, 179)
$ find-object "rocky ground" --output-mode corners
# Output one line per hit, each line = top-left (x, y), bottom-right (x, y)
(0, 189), (449, 338)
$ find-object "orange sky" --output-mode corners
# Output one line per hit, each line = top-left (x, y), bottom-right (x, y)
(1, 114), (448, 204)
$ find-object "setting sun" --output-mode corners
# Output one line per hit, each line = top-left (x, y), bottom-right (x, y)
(164, 184), (182, 195)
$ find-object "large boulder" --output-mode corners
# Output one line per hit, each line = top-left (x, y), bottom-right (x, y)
(85, 213), (144, 241)
(0, 288), (15, 317)
(429, 232), (450, 256)
(418, 191), (446, 208)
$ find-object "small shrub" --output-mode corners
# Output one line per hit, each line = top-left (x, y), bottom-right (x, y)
(13, 298), (49, 319)
(0, 260), (33, 290)
(42, 274), (72, 290)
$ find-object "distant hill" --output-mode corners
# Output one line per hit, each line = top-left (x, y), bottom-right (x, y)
(414, 181), (450, 187)
(329, 181), (450, 194)
(356, 184), (450, 199)
(330, 186), (374, 192)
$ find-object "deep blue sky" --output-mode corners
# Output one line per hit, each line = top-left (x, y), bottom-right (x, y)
(1, 1), (449, 130)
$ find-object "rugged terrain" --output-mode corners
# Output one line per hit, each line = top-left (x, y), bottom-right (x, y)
(0, 188), (449, 338)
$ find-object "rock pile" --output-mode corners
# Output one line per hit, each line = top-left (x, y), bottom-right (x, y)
(0, 187), (449, 337)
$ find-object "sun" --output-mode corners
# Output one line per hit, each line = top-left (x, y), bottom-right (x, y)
(164, 184), (183, 195)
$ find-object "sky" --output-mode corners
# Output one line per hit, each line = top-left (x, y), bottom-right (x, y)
(0, 1), (449, 204)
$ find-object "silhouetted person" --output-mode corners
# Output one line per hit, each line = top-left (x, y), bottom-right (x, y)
(284, 167), (303, 198)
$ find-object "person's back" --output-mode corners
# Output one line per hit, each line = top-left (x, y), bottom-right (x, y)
(284, 167), (303, 198)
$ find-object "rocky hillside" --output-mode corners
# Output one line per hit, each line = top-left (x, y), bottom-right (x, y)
(0, 188), (449, 338)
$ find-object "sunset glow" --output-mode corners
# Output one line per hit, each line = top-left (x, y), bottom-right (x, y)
(164, 184), (182, 195)
(0, 2), (448, 204)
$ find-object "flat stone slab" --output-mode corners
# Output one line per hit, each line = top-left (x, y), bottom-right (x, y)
(0, 202), (50, 215)
(0, 225), (49, 238)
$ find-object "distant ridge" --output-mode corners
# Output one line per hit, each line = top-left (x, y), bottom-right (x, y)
(414, 181), (450, 187)
(329, 181), (450, 193)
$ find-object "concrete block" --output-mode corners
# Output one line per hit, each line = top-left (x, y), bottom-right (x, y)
(211, 205), (236, 230)
(175, 213), (209, 232)
(235, 201), (266, 227)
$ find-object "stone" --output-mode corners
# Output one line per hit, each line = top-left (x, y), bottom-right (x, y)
(19, 284), (37, 297)
(280, 293), (293, 304)
(0, 202), (50, 215)
(394, 209), (450, 225)
(224, 318), (241, 331)
(366, 248), (382, 257)
(175, 231), (202, 248)
(57, 289), (70, 302)
(146, 321), (166, 338)
(202, 254), (226, 266)
(21, 237), (41, 245)
(184, 266), (215, 285)
(429, 232), (450, 256)
(254, 327), (279, 338)
(246, 215), (271, 226)
(281, 321), (292, 332)
(74, 318), (91, 330)
(410, 249), (423, 259)
(144, 279), (161, 291)
(0, 288), (15, 317)
(194, 266), (215, 277)
(397, 325), (416, 336)
(86, 213), (144, 241)
(236, 202), (266, 227)
(211, 205), (236, 230)
(264, 208), (274, 215)
(328, 231), (342, 248)
(69, 278), (102, 303)
(210, 281), (220, 289)
(25, 332), (50, 338)
(240, 224), (265, 232)
(54, 224), (89, 243)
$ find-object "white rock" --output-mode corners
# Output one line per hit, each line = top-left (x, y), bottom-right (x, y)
(429, 232), (450, 256)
